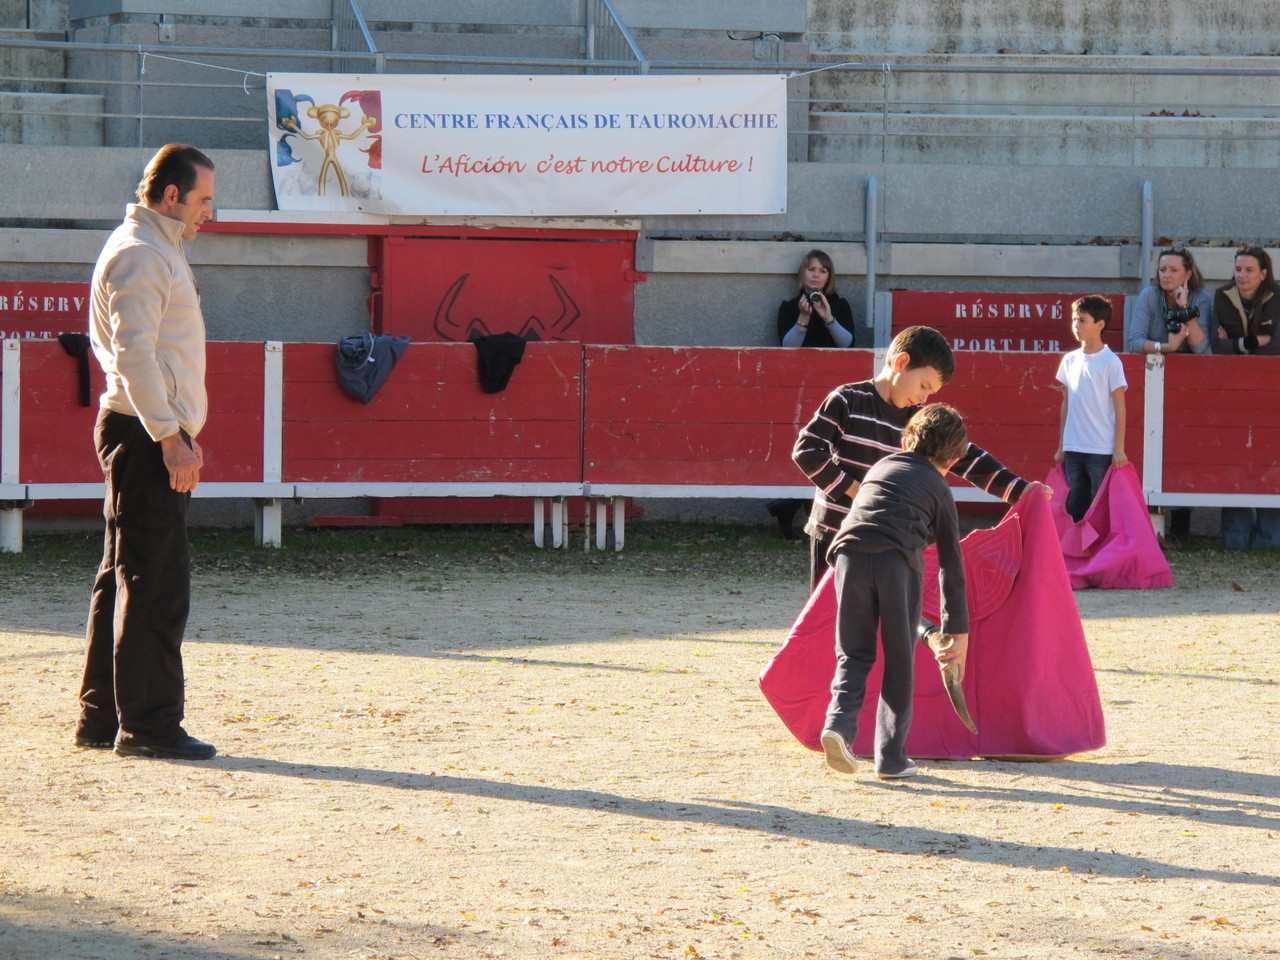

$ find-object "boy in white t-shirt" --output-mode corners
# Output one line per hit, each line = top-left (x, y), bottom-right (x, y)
(1055, 295), (1128, 522)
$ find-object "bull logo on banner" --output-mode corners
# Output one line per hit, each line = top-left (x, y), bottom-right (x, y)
(275, 88), (382, 199)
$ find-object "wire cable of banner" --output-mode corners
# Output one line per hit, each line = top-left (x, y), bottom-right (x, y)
(786, 60), (873, 78)
(138, 49), (267, 95)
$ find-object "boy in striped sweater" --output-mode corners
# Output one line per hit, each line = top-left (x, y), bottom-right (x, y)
(793, 326), (1032, 590)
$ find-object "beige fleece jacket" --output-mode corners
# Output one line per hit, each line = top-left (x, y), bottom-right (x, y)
(90, 204), (208, 440)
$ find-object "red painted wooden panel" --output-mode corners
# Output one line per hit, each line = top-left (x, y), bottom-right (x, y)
(281, 341), (583, 483)
(18, 340), (103, 482)
(891, 291), (1125, 354)
(200, 342), (267, 482)
(0, 281), (90, 339)
(17, 341), (266, 484)
(897, 351), (1145, 491)
(376, 234), (638, 344)
(1161, 356), (1280, 493)
(582, 346), (875, 486)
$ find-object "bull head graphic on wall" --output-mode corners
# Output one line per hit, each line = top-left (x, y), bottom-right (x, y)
(432, 273), (582, 342)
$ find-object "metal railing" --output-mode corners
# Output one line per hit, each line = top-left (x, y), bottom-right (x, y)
(330, 0), (380, 74)
(4, 32), (1280, 159)
(584, 0), (648, 74)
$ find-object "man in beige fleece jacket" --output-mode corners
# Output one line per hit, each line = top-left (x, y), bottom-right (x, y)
(74, 144), (218, 761)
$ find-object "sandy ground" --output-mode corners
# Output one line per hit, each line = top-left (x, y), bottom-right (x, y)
(0, 541), (1278, 960)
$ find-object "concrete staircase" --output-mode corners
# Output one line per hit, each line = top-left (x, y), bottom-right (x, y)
(805, 54), (1280, 166)
(1, 0), (106, 146)
(0, 30), (105, 145)
(799, 1), (1280, 167)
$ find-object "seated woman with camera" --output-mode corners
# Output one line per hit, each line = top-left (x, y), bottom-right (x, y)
(777, 249), (857, 349)
(1124, 247), (1214, 356)
(769, 250), (857, 539)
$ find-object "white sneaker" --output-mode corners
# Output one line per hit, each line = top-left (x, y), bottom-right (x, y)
(876, 760), (919, 780)
(820, 729), (857, 775)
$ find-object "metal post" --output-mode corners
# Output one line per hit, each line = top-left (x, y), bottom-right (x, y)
(0, 508), (20, 554)
(1143, 352), (1166, 536)
(1142, 353), (1165, 498)
(254, 499), (282, 548)
(1, 340), (23, 553)
(1140, 180), (1154, 289)
(532, 497), (546, 547)
(611, 495), (625, 551)
(865, 177), (878, 343)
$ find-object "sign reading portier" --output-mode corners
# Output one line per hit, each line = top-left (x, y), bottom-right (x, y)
(266, 74), (788, 217)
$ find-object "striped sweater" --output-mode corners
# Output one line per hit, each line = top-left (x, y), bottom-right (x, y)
(793, 379), (1030, 537)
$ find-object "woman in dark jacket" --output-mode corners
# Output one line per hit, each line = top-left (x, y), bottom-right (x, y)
(1212, 244), (1279, 356)
(770, 250), (858, 538)
(777, 249), (857, 349)
(1211, 245), (1280, 549)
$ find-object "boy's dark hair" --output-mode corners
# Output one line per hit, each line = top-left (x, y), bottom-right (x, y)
(887, 325), (955, 384)
(136, 143), (214, 205)
(901, 403), (968, 465)
(1072, 295), (1113, 329)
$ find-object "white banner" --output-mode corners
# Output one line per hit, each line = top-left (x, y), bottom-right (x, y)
(266, 73), (787, 216)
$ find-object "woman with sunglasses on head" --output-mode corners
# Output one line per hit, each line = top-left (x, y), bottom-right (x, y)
(1125, 247), (1214, 356)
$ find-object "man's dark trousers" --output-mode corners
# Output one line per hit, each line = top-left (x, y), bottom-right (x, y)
(76, 410), (191, 747)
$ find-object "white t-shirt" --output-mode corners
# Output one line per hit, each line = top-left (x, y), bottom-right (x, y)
(1055, 345), (1127, 455)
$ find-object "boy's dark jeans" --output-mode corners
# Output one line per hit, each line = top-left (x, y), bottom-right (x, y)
(1221, 507), (1280, 550)
(826, 549), (921, 776)
(1063, 451), (1112, 523)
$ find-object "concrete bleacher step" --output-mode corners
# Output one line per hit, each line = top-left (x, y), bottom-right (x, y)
(0, 0), (65, 31)
(806, 0), (1280, 57)
(807, 111), (1280, 167)
(807, 54), (1280, 114)
(0, 29), (67, 93)
(0, 91), (103, 145)
(802, 54), (1280, 166)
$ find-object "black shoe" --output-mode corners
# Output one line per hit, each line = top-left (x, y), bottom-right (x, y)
(115, 735), (217, 761)
(74, 736), (115, 749)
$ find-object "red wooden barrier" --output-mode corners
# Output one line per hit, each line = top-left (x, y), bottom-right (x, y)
(0, 281), (90, 341)
(16, 340), (102, 483)
(1162, 356), (1280, 494)
(890, 291), (1125, 354)
(931, 351), (1146, 491)
(581, 346), (875, 487)
(6, 338), (1275, 552)
(281, 341), (583, 484)
(16, 341), (267, 484)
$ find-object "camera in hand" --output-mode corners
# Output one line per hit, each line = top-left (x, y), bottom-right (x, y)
(1163, 304), (1199, 334)
(805, 289), (823, 303)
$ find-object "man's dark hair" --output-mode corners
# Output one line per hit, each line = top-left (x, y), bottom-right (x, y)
(887, 325), (955, 384)
(136, 143), (214, 204)
(1072, 295), (1113, 329)
(901, 403), (968, 465)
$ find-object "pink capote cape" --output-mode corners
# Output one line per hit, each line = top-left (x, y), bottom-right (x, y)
(757, 485), (1106, 760)
(1046, 463), (1172, 590)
